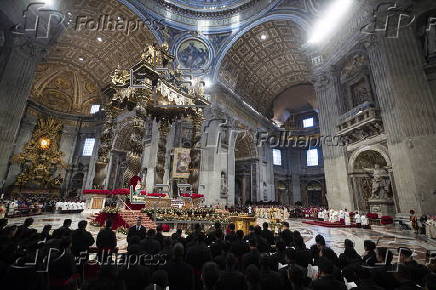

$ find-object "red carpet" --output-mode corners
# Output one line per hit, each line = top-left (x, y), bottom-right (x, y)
(302, 220), (358, 228)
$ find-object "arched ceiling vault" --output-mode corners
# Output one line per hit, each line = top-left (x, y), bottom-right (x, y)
(31, 0), (157, 115)
(218, 20), (311, 117)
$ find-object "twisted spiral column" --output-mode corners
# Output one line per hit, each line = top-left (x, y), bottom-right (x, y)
(188, 112), (203, 193)
(155, 121), (170, 185)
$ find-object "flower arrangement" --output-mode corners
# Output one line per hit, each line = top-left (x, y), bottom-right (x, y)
(142, 207), (230, 223)
(101, 207), (120, 214)
(180, 193), (205, 198)
(117, 226), (128, 235)
(146, 193), (166, 197)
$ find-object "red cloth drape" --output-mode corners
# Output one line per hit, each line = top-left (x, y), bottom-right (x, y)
(128, 175), (141, 187)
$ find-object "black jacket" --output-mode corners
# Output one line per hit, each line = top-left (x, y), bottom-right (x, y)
(311, 275), (347, 290)
(241, 249), (260, 271)
(261, 229), (275, 245)
(127, 225), (147, 242)
(96, 227), (117, 249)
(216, 270), (247, 290)
(52, 226), (72, 238)
(162, 259), (194, 290)
(279, 229), (292, 247)
(71, 228), (95, 256)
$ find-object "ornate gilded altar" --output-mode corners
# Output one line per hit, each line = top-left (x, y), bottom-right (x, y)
(229, 214), (256, 234)
(12, 117), (66, 191)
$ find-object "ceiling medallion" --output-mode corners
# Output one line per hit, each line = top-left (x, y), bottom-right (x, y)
(176, 38), (211, 72)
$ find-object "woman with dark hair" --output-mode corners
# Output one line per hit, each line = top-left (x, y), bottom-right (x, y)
(310, 234), (339, 266)
(362, 240), (377, 266)
(339, 239), (362, 269)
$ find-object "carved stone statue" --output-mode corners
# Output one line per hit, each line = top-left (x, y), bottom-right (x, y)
(220, 172), (227, 196)
(363, 164), (391, 199)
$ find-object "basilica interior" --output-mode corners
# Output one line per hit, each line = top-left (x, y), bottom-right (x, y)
(1, 0), (436, 289)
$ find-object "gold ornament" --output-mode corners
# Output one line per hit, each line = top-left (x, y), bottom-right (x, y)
(12, 117), (66, 189)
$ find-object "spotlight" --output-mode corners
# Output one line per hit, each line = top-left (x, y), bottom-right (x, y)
(260, 34), (267, 40)
(308, 0), (353, 44)
(78, 57), (84, 61)
(97, 37), (103, 42)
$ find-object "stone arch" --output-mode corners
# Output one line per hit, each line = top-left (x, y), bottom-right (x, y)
(347, 144), (396, 213)
(348, 144), (391, 173)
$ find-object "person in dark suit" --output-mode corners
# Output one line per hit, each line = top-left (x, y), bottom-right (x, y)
(225, 223), (236, 243)
(259, 254), (284, 290)
(241, 239), (260, 271)
(96, 219), (117, 261)
(398, 247), (429, 287)
(15, 218), (34, 241)
(127, 217), (147, 243)
(52, 219), (73, 238)
(243, 225), (256, 242)
(279, 222), (292, 247)
(353, 266), (384, 290)
(215, 253), (247, 290)
(230, 230), (250, 260)
(261, 222), (275, 246)
(393, 264), (422, 290)
(161, 243), (194, 290)
(140, 229), (161, 255)
(207, 222), (223, 244)
(71, 220), (95, 257)
(310, 257), (347, 290)
(155, 224), (164, 247)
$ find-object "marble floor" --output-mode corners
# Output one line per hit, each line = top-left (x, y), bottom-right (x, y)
(7, 213), (436, 264)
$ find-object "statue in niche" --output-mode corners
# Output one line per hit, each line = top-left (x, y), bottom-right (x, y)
(350, 79), (372, 107)
(341, 54), (366, 79)
(363, 164), (392, 199)
(220, 172), (228, 196)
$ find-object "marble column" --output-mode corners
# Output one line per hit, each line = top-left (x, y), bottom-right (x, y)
(366, 27), (436, 214)
(313, 70), (354, 210)
(0, 33), (46, 184)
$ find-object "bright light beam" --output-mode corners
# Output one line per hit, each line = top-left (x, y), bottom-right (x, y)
(308, 0), (353, 44)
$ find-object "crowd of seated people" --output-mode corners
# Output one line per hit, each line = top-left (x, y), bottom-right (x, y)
(1, 194), (83, 217)
(0, 217), (435, 290)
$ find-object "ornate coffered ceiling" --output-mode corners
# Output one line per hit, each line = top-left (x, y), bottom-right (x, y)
(30, 0), (157, 115)
(31, 63), (103, 115)
(218, 20), (311, 117)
